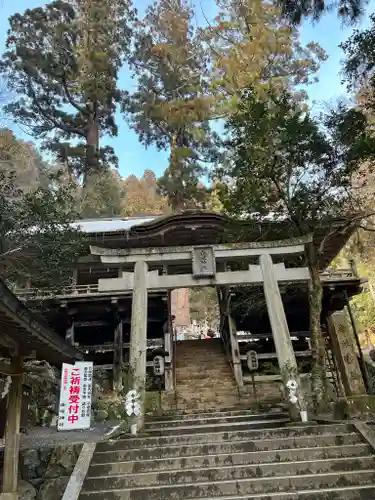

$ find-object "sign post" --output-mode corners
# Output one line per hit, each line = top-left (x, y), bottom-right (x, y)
(246, 350), (259, 406)
(58, 361), (93, 431)
(152, 354), (165, 412)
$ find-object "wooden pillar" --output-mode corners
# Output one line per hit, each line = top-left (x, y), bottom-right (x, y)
(217, 287), (243, 390)
(2, 357), (23, 500)
(228, 314), (244, 389)
(164, 291), (174, 392)
(260, 254), (305, 420)
(225, 289), (244, 390)
(72, 269), (78, 287)
(65, 318), (75, 346)
(129, 261), (148, 428)
(112, 301), (123, 393)
(327, 310), (366, 396)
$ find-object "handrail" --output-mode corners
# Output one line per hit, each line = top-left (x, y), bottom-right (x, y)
(14, 283), (101, 300)
(14, 267), (360, 301)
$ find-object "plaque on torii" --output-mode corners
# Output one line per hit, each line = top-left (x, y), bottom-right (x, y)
(192, 247), (216, 278)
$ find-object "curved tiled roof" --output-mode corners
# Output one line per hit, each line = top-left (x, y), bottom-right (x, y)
(73, 210), (358, 269)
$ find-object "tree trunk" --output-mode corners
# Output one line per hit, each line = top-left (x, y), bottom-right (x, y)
(306, 241), (327, 413)
(83, 119), (99, 189)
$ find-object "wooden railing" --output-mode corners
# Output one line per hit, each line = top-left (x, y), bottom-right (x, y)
(14, 284), (101, 300)
(14, 267), (360, 301)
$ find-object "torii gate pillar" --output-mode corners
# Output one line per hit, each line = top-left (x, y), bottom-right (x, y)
(129, 261), (148, 429)
(260, 254), (306, 420)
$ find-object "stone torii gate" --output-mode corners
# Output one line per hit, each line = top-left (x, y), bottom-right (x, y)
(91, 235), (313, 425)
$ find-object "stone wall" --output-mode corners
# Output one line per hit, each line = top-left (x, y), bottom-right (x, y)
(23, 361), (61, 427)
(18, 443), (82, 500)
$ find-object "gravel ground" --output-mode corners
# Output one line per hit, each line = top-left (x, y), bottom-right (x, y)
(1, 421), (121, 450)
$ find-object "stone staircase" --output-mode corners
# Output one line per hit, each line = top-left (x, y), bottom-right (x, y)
(79, 408), (375, 499)
(174, 339), (245, 411)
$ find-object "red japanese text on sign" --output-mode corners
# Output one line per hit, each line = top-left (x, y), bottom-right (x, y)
(58, 362), (93, 431)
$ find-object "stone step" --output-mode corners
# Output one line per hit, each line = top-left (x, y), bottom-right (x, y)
(176, 362), (230, 366)
(173, 402), (268, 412)
(92, 432), (363, 464)
(143, 417), (291, 435)
(145, 411), (288, 428)
(177, 363), (229, 367)
(91, 433), (363, 464)
(191, 485), (375, 499)
(79, 469), (375, 499)
(95, 424), (354, 452)
(175, 389), (239, 397)
(176, 358), (228, 363)
(84, 456), (375, 490)
(176, 377), (235, 385)
(146, 408), (283, 421)
(87, 443), (372, 476)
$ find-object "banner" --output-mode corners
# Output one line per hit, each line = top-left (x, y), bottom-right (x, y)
(58, 361), (93, 431)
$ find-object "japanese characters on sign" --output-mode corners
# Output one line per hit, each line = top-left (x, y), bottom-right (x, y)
(152, 355), (165, 377)
(246, 350), (259, 372)
(58, 361), (93, 431)
(192, 246), (216, 278)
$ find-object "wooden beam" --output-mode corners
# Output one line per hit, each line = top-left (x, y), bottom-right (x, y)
(93, 361), (154, 371)
(75, 320), (109, 328)
(0, 360), (24, 376)
(2, 357), (23, 499)
(240, 350), (312, 361)
(237, 331), (310, 341)
(81, 339), (163, 352)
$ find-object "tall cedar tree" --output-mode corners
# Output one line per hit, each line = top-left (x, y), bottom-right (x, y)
(0, 0), (135, 184)
(203, 0), (326, 113)
(217, 88), (375, 410)
(124, 0), (216, 211)
(277, 0), (367, 24)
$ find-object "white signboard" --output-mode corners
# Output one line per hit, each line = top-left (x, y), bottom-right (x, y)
(58, 361), (93, 431)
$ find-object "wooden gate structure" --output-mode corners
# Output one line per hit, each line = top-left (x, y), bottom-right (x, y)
(13, 211), (367, 428)
(88, 211), (366, 425)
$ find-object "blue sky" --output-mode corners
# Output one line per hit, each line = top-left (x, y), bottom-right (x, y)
(0, 0), (374, 178)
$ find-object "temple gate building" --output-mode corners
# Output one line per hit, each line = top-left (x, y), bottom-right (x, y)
(15, 211), (367, 420)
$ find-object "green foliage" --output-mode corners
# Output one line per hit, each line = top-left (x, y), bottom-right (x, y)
(0, 128), (51, 191)
(218, 88), (374, 234)
(277, 0), (366, 24)
(124, 0), (217, 210)
(79, 168), (125, 218)
(217, 87), (375, 410)
(203, 0), (326, 111)
(0, 0), (135, 181)
(0, 132), (85, 289)
(341, 16), (375, 93)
